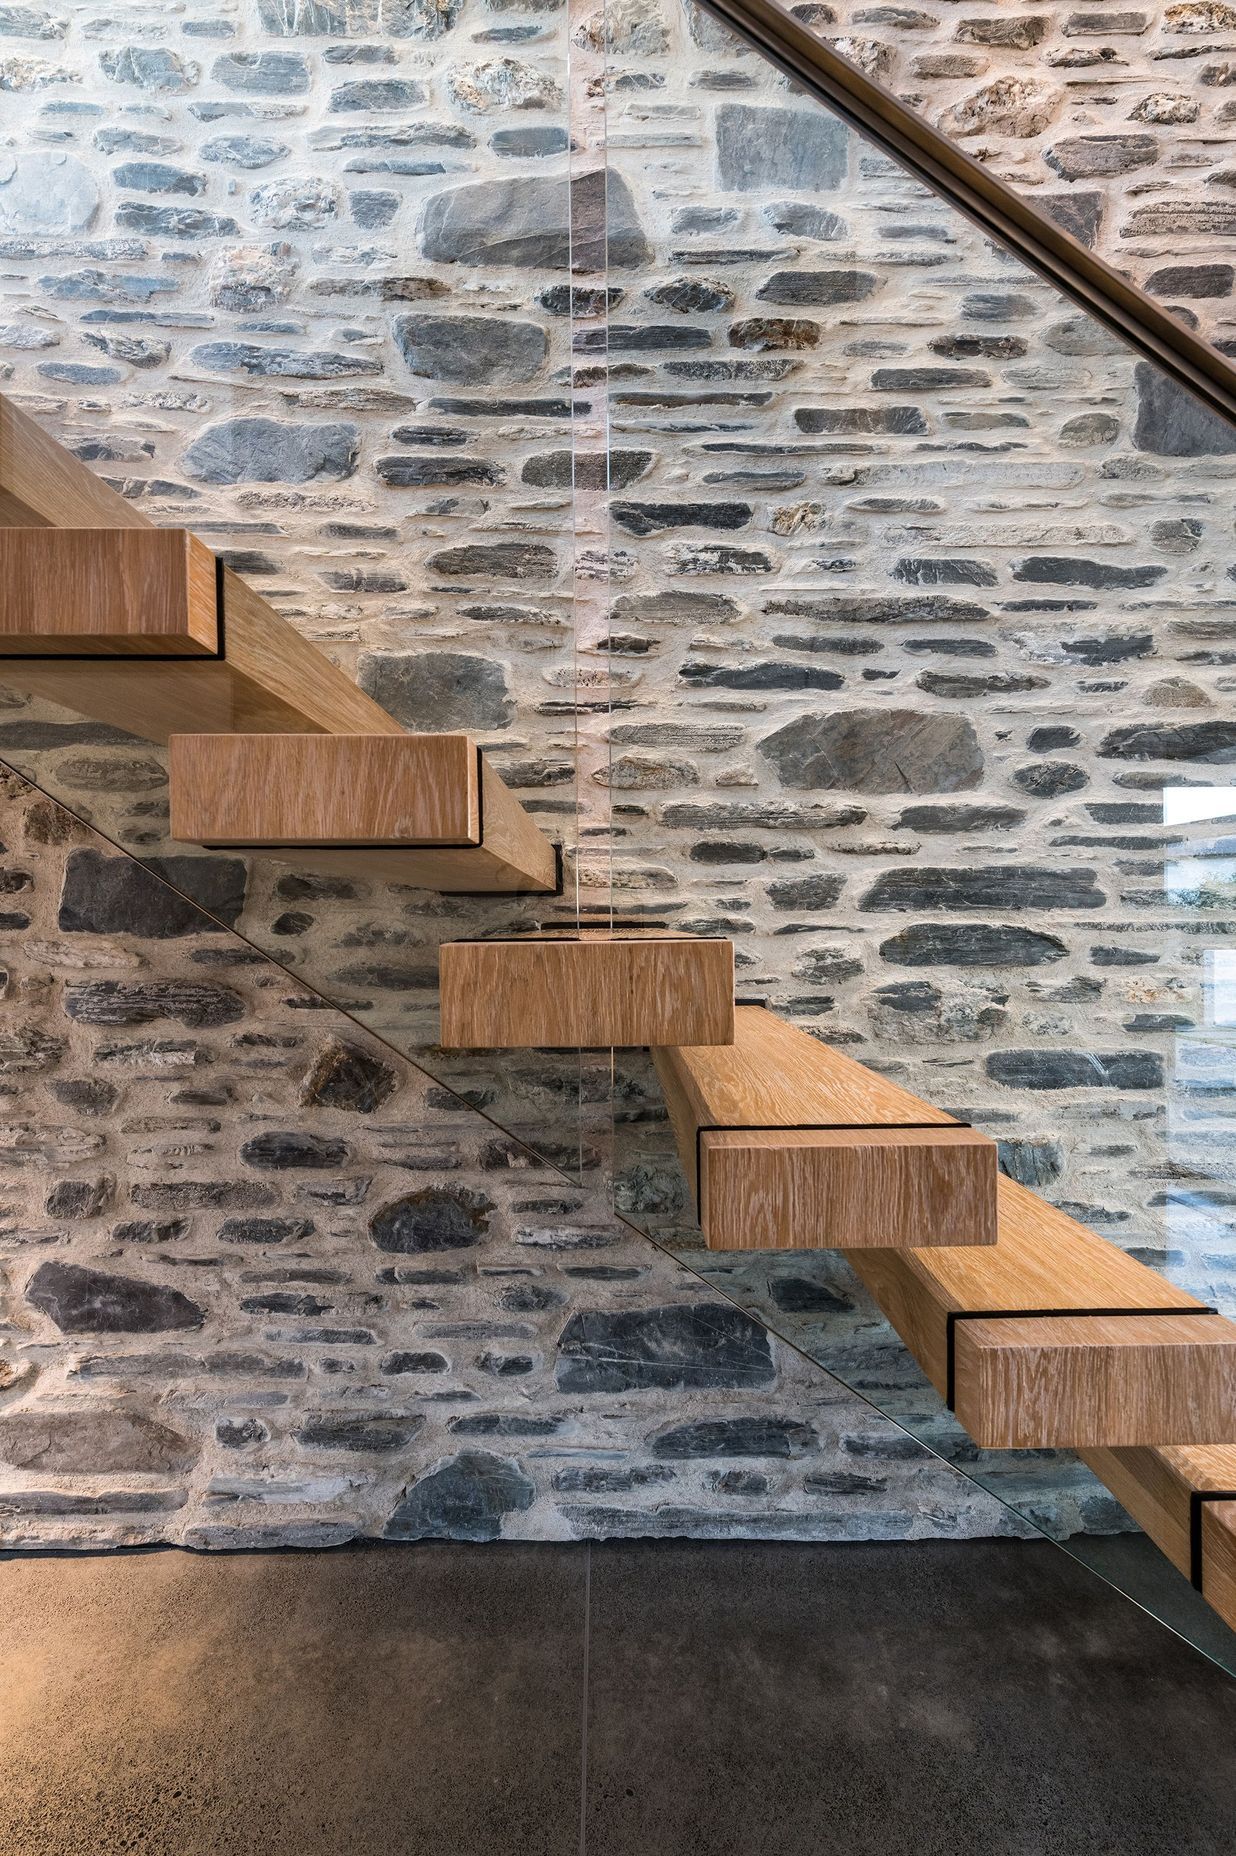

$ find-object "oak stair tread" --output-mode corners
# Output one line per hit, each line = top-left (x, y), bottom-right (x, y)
(1082, 1446), (1236, 1632)
(848, 1176), (1236, 1448)
(652, 1005), (997, 1250)
(169, 732), (558, 896)
(439, 935), (736, 1049)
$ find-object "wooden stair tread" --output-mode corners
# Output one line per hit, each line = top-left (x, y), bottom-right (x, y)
(652, 1006), (996, 1250)
(847, 1175), (1235, 1447)
(439, 936), (735, 1049)
(0, 528), (218, 657)
(169, 733), (557, 896)
(1081, 1446), (1236, 1631)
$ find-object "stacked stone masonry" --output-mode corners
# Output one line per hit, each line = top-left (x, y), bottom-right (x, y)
(0, 0), (1234, 1545)
(0, 768), (1031, 1549)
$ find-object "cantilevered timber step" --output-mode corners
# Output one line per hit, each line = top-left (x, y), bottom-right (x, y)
(0, 394), (148, 531)
(847, 1177), (1236, 1448)
(0, 527), (399, 741)
(652, 1005), (997, 1251)
(0, 527), (218, 656)
(1081, 1446), (1236, 1631)
(169, 733), (558, 896)
(439, 936), (735, 1049)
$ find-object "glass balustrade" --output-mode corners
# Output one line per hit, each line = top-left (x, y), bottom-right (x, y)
(594, 0), (1236, 1674)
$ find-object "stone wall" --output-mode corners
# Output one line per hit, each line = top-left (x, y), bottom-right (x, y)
(0, 767), (1034, 1548)
(0, 0), (1234, 1549)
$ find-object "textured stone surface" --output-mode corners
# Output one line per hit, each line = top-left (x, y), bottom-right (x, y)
(1, 0), (1234, 1561)
(0, 775), (1018, 1552)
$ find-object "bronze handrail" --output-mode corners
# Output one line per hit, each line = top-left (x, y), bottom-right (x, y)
(699, 0), (1236, 429)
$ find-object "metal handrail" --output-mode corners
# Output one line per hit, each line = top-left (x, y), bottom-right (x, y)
(699, 0), (1236, 430)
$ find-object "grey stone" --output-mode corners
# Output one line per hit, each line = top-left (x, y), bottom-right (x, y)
(27, 1261), (205, 1333)
(113, 161), (206, 196)
(99, 47), (198, 92)
(1013, 762), (1089, 798)
(796, 405), (926, 435)
(420, 168), (647, 271)
(370, 1187), (495, 1253)
(218, 1218), (315, 1245)
(681, 660), (843, 692)
(646, 278), (733, 313)
(302, 1040), (397, 1112)
(612, 501), (750, 536)
(986, 1050), (1164, 1090)
(297, 1416), (424, 1452)
(183, 418), (359, 484)
(64, 981), (245, 1028)
(1146, 263), (1234, 298)
(331, 78), (426, 111)
(201, 135), (288, 169)
(385, 1451), (535, 1543)
(896, 804), (1024, 832)
(758, 709), (983, 794)
(0, 5), (65, 37)
(651, 1418), (818, 1459)
(241, 1132), (350, 1170)
(491, 126), (570, 157)
(351, 189), (399, 227)
(1133, 361), (1236, 456)
(393, 313), (546, 385)
(116, 205), (240, 238)
(211, 51), (309, 94)
(998, 1138), (1066, 1187)
(1044, 134), (1157, 180)
(382, 1351), (449, 1375)
(375, 456), (500, 488)
(0, 152), (98, 232)
(0, 1410), (197, 1473)
(58, 851), (246, 937)
(521, 449), (652, 490)
(757, 270), (878, 307)
(767, 874), (846, 910)
(358, 649), (513, 730)
(861, 867), (1104, 911)
(191, 340), (379, 379)
(716, 103), (849, 190)
(556, 1303), (775, 1394)
(1013, 555), (1165, 591)
(1099, 720), (1236, 761)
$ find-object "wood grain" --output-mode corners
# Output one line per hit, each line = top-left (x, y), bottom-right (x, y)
(1202, 1501), (1236, 1633)
(0, 396), (151, 530)
(846, 1175), (1236, 1448)
(168, 732), (558, 895)
(0, 528), (218, 656)
(0, 559), (405, 741)
(170, 734), (481, 847)
(698, 1126), (996, 1251)
(1080, 1446), (1236, 1633)
(1082, 1445), (1236, 1578)
(653, 1005), (996, 1249)
(439, 937), (735, 1049)
(954, 1314), (1236, 1448)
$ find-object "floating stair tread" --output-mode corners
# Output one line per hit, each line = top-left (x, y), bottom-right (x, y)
(1080, 1446), (1236, 1632)
(169, 732), (557, 897)
(652, 1006), (996, 1250)
(439, 936), (735, 1049)
(955, 1314), (1236, 1449)
(0, 528), (218, 657)
(847, 1176), (1233, 1447)
(1080, 1445), (1236, 1579)
(0, 521), (403, 741)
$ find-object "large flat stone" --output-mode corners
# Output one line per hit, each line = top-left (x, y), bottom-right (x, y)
(393, 312), (547, 385)
(716, 103), (849, 191)
(758, 709), (983, 793)
(420, 168), (649, 270)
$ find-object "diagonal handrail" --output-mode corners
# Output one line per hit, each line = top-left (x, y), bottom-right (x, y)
(699, 0), (1236, 431)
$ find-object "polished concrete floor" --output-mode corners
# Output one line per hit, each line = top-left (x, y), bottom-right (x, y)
(0, 1538), (1233, 1855)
